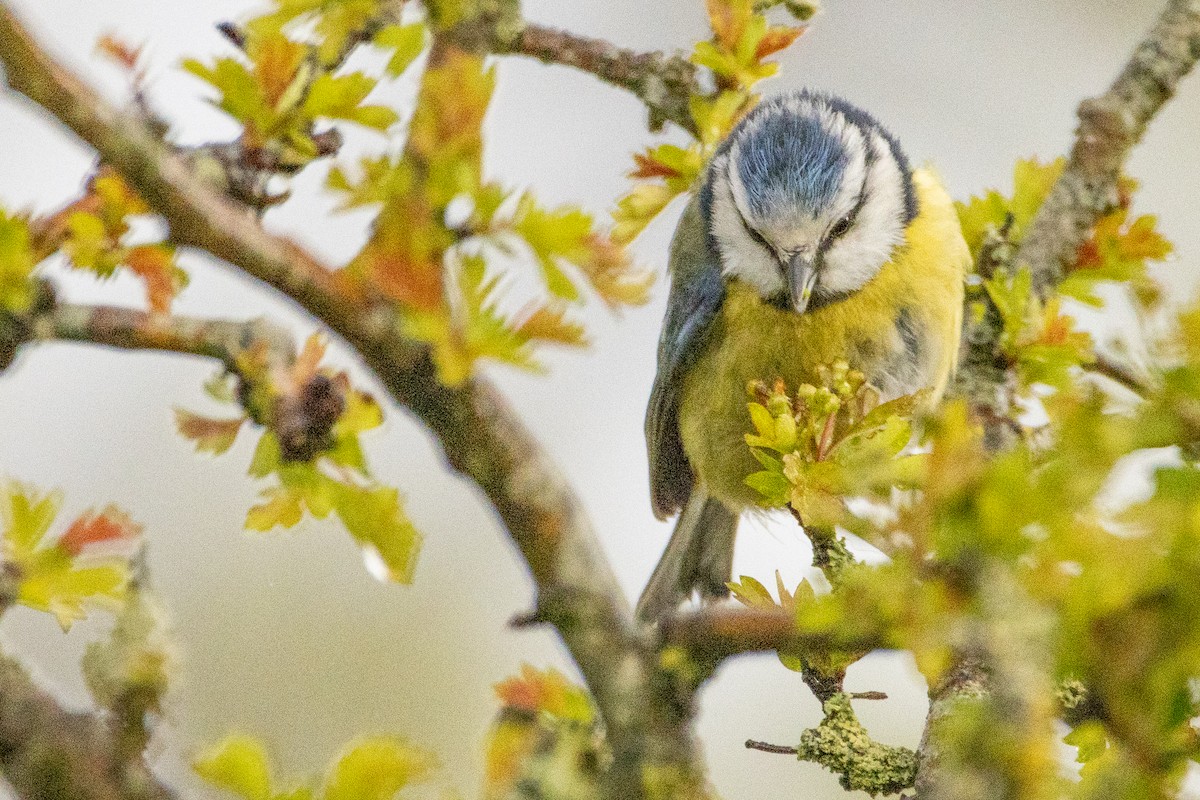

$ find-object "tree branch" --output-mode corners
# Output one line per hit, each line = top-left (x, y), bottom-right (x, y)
(1018, 0), (1200, 293)
(0, 648), (175, 800)
(494, 23), (702, 134)
(1086, 351), (1153, 395)
(660, 607), (880, 663)
(434, 2), (703, 135)
(0, 7), (703, 798)
(26, 302), (295, 372)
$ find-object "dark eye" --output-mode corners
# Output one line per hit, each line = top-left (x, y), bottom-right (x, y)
(829, 216), (853, 239)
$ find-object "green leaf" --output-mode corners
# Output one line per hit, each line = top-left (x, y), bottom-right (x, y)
(246, 486), (305, 531)
(727, 575), (776, 608)
(248, 433), (284, 479)
(331, 483), (422, 584)
(303, 72), (397, 130)
(183, 57), (270, 130)
(1064, 721), (1108, 765)
(745, 470), (791, 506)
(0, 209), (37, 312)
(2, 483), (61, 558)
(193, 735), (273, 800)
(323, 736), (434, 800)
(374, 23), (426, 77)
(20, 563), (126, 631)
(512, 198), (598, 301)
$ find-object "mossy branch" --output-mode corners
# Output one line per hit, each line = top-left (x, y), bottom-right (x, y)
(748, 694), (917, 797)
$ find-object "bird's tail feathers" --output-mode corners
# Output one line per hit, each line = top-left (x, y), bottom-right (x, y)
(636, 490), (737, 622)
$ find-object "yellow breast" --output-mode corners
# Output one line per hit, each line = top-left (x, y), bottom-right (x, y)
(678, 168), (967, 509)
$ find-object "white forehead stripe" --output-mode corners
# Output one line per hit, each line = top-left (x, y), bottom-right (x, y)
(709, 153), (786, 298)
(815, 130), (909, 297)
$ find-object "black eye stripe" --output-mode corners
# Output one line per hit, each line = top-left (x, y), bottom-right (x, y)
(737, 209), (775, 254)
(823, 138), (875, 243)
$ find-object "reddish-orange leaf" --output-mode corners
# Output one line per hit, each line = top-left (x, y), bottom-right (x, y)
(493, 665), (592, 722)
(254, 35), (306, 107)
(58, 506), (142, 557)
(291, 334), (327, 388)
(96, 33), (142, 71)
(364, 248), (445, 311)
(706, 0), (744, 50)
(174, 409), (247, 455)
(755, 26), (805, 61)
(1074, 238), (1102, 270)
(357, 196), (451, 312)
(125, 245), (180, 313)
(495, 670), (543, 714)
(631, 152), (682, 180)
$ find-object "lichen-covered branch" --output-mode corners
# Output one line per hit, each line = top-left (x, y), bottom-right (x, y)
(0, 7), (704, 799)
(1018, 0), (1200, 293)
(0, 648), (176, 800)
(795, 694), (917, 796)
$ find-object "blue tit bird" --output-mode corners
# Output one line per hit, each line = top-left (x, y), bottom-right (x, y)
(637, 90), (968, 621)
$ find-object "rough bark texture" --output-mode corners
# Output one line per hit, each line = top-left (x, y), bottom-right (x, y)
(0, 651), (175, 800)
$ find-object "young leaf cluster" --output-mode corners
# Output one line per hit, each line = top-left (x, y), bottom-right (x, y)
(485, 665), (605, 800)
(175, 335), (422, 584)
(0, 482), (141, 630)
(742, 362), (927, 529)
(182, 1), (412, 172)
(0, 171), (188, 315)
(331, 47), (650, 384)
(957, 158), (1171, 392)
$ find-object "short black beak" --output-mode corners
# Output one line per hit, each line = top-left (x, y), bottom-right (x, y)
(787, 253), (819, 313)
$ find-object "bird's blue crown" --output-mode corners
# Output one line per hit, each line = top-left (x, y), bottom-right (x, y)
(702, 91), (917, 226)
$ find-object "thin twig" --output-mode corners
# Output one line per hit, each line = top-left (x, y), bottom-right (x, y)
(1086, 352), (1154, 395)
(498, 23), (703, 134)
(440, 16), (704, 134)
(745, 739), (799, 755)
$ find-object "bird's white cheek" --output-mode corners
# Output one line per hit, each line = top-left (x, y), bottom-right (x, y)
(819, 239), (886, 296)
(710, 174), (786, 297)
(725, 251), (785, 297)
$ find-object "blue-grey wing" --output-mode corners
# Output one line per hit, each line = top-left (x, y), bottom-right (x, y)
(646, 195), (725, 520)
